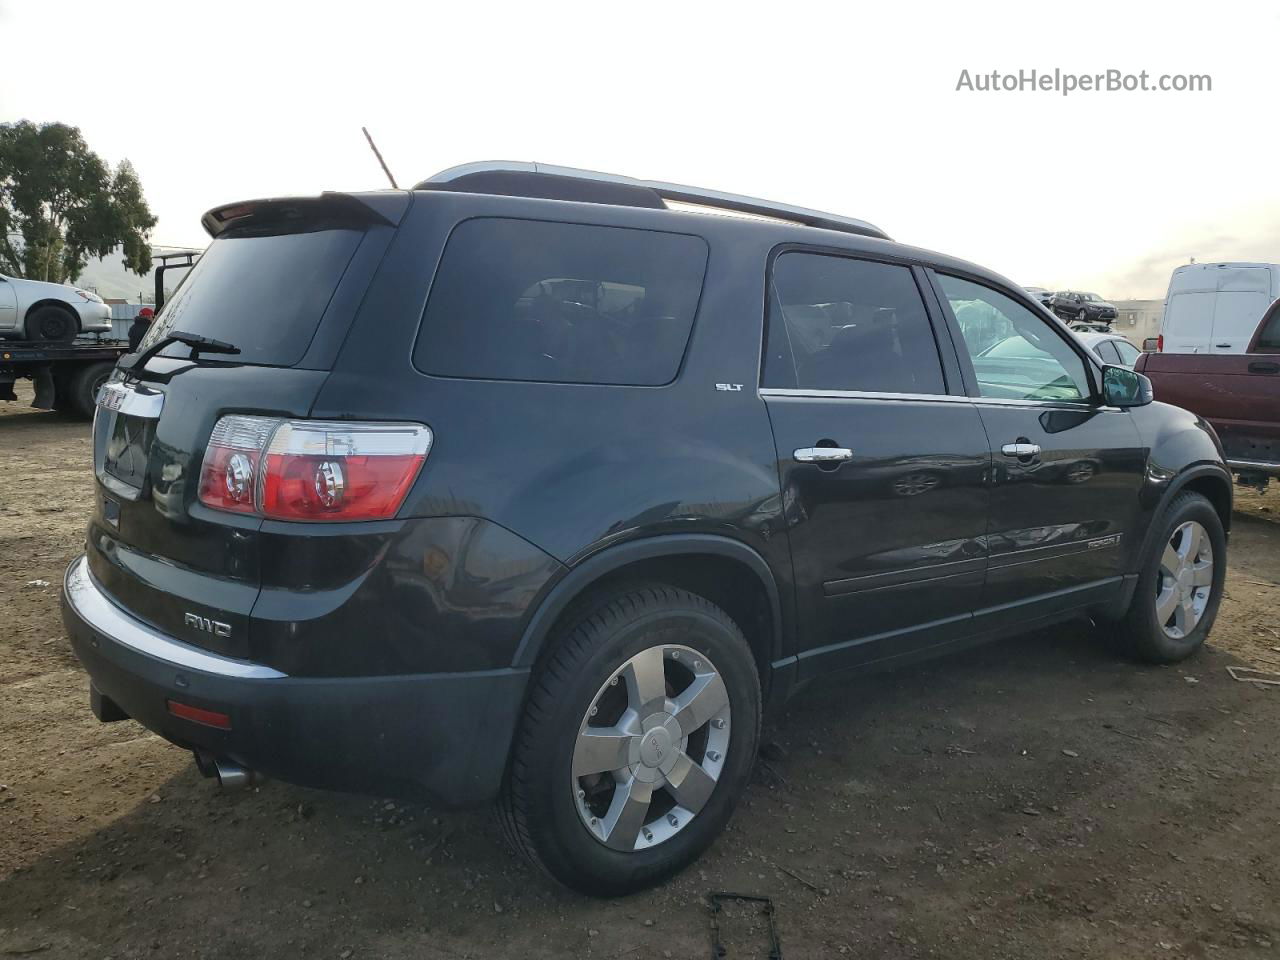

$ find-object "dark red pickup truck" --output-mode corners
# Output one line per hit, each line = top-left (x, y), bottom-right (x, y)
(1135, 301), (1280, 488)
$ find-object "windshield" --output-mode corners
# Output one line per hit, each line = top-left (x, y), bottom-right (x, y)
(139, 227), (364, 366)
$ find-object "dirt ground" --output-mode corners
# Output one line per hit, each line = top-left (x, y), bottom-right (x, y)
(2, 382), (1279, 960)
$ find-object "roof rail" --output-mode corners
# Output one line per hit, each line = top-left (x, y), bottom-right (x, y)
(415, 161), (890, 241)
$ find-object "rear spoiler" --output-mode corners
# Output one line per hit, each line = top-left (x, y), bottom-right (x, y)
(201, 191), (410, 239)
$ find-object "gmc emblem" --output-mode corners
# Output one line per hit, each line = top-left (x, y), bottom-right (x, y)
(184, 613), (232, 638)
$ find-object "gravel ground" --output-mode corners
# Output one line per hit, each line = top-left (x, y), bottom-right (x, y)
(2, 384), (1279, 959)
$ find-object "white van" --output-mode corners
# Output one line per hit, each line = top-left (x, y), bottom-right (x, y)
(1160, 262), (1280, 353)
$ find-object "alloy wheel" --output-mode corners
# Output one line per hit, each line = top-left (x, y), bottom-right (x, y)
(1155, 520), (1214, 639)
(571, 644), (730, 852)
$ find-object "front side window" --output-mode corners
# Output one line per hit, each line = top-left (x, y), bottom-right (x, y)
(763, 253), (945, 394)
(1093, 340), (1121, 364)
(1254, 303), (1280, 350)
(939, 274), (1091, 402)
(1113, 339), (1141, 365)
(416, 218), (707, 385)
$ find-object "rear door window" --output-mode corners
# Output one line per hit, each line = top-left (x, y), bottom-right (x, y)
(140, 227), (365, 366)
(415, 218), (707, 385)
(762, 252), (946, 394)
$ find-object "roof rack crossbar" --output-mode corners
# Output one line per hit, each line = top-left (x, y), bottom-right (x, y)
(416, 161), (890, 241)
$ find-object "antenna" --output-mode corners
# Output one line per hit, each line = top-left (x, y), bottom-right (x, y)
(361, 127), (399, 189)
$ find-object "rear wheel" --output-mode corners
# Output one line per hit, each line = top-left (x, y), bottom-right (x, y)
(25, 305), (79, 342)
(69, 362), (114, 420)
(1116, 492), (1226, 663)
(500, 584), (760, 896)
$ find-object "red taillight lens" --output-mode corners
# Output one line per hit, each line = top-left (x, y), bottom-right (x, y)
(197, 416), (432, 521)
(197, 416), (277, 514)
(1157, 334), (1164, 352)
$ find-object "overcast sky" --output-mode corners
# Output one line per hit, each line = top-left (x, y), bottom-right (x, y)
(2, 0), (1276, 298)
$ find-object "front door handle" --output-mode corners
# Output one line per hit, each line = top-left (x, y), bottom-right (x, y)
(1000, 442), (1041, 458)
(795, 446), (853, 463)
(1248, 360), (1280, 374)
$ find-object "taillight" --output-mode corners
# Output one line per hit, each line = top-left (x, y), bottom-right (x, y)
(197, 416), (432, 521)
(197, 416), (277, 514)
(1157, 334), (1164, 352)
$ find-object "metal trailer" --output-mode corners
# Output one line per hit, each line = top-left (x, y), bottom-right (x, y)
(1, 337), (129, 419)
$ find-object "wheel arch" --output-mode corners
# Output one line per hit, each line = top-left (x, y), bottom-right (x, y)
(511, 535), (785, 697)
(24, 299), (81, 336)
(1134, 463), (1232, 576)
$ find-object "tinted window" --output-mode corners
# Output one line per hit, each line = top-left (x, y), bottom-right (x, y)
(140, 228), (364, 366)
(416, 219), (707, 385)
(1258, 305), (1280, 349)
(1113, 339), (1141, 365)
(763, 253), (945, 394)
(939, 274), (1090, 401)
(1094, 340), (1121, 363)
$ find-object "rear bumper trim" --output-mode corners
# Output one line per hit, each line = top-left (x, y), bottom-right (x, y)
(63, 556), (287, 679)
(1226, 458), (1280, 477)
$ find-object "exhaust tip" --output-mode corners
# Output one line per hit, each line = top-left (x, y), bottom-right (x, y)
(214, 760), (254, 790)
(193, 750), (255, 790)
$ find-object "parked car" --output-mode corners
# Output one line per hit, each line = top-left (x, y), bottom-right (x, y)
(1022, 285), (1055, 308)
(1158, 261), (1280, 354)
(0, 274), (112, 341)
(1050, 290), (1119, 325)
(1070, 320), (1114, 334)
(1075, 331), (1142, 367)
(62, 162), (1233, 897)
(1136, 298), (1280, 488)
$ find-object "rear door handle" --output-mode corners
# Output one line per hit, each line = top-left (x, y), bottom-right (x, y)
(1000, 442), (1041, 458)
(795, 446), (853, 463)
(1248, 360), (1280, 374)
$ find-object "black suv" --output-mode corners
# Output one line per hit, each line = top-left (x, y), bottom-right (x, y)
(1050, 290), (1119, 324)
(63, 162), (1231, 896)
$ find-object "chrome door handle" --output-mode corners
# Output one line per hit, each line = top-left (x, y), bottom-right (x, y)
(1000, 442), (1041, 458)
(795, 446), (853, 463)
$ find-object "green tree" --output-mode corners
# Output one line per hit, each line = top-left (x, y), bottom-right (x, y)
(0, 120), (157, 284)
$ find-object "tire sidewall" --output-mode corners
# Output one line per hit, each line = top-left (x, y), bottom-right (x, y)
(1130, 494), (1226, 661)
(28, 306), (78, 342)
(522, 600), (760, 894)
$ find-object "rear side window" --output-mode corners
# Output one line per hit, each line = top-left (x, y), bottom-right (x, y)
(763, 252), (946, 394)
(141, 228), (364, 366)
(415, 219), (707, 385)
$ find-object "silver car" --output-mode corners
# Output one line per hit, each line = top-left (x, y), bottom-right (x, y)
(0, 274), (113, 341)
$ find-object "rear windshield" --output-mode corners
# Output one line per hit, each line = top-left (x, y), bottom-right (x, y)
(415, 218), (708, 385)
(139, 227), (364, 366)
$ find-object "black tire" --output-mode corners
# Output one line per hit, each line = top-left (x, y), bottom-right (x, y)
(69, 362), (114, 420)
(499, 584), (761, 896)
(1116, 492), (1226, 663)
(25, 305), (79, 342)
(1077, 309), (1088, 324)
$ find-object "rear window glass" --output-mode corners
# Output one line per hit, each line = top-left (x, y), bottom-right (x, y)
(140, 227), (363, 366)
(415, 218), (707, 385)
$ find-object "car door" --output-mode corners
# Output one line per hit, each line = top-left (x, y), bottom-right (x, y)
(761, 251), (991, 679)
(931, 272), (1147, 628)
(0, 277), (17, 333)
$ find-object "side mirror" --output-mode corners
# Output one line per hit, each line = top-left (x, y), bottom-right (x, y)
(1102, 364), (1153, 407)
